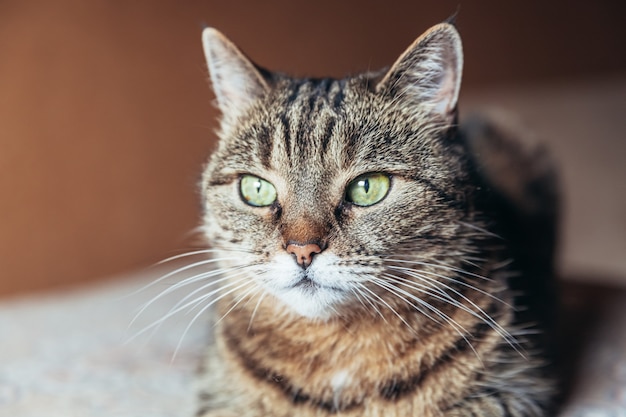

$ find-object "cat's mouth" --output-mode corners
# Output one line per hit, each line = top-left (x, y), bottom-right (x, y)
(292, 276), (342, 293)
(293, 277), (319, 289)
(269, 264), (351, 318)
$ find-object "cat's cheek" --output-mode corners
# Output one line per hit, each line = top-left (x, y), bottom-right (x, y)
(261, 254), (303, 289)
(206, 194), (276, 247)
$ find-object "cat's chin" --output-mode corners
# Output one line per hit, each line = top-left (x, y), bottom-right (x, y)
(274, 285), (346, 320)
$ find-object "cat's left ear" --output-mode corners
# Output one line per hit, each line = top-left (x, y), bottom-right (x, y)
(376, 23), (463, 123)
(202, 28), (269, 133)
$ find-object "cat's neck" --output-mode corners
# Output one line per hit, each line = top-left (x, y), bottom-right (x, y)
(216, 294), (479, 370)
(213, 294), (502, 415)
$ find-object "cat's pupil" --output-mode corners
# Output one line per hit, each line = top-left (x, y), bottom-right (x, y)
(360, 179), (370, 193)
(254, 181), (262, 194)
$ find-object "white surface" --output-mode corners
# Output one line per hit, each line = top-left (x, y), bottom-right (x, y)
(0, 270), (208, 417)
(560, 294), (626, 417)
(1, 269), (626, 416)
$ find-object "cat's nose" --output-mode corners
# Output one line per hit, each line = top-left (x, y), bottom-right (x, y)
(286, 242), (322, 268)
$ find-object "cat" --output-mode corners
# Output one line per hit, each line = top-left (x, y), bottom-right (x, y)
(192, 21), (559, 417)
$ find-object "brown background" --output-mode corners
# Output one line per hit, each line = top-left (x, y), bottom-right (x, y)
(1, 0), (625, 297)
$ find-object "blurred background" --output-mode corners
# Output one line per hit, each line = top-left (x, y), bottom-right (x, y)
(1, 0), (625, 297)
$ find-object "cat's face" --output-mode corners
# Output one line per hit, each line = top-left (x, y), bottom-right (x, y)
(201, 24), (471, 319)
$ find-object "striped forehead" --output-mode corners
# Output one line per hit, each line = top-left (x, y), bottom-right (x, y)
(258, 78), (346, 171)
(219, 74), (443, 184)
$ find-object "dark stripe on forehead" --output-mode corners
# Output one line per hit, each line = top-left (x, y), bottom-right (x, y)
(295, 83), (322, 163)
(343, 129), (359, 164)
(282, 81), (311, 162)
(306, 85), (319, 112)
(256, 124), (273, 169)
(330, 79), (346, 110)
(277, 78), (344, 166)
(280, 114), (292, 162)
(307, 81), (324, 106)
(320, 117), (336, 156)
(316, 78), (331, 95)
(284, 82), (302, 106)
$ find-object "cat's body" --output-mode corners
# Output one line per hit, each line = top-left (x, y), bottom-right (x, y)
(193, 23), (558, 417)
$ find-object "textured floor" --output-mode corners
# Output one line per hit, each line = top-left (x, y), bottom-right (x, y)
(1, 269), (626, 416)
(0, 269), (208, 417)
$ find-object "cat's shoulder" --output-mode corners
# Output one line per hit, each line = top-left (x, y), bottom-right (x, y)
(460, 111), (559, 217)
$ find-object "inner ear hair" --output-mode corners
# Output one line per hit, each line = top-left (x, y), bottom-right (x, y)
(375, 23), (464, 123)
(201, 28), (269, 132)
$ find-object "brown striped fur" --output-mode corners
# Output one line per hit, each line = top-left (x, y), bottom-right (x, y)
(194, 23), (558, 416)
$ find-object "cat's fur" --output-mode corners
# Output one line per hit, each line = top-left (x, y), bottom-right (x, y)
(194, 23), (558, 417)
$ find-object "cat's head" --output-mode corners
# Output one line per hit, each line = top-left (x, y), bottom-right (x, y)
(200, 24), (473, 320)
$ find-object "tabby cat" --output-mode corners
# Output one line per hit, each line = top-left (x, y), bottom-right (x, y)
(193, 22), (558, 417)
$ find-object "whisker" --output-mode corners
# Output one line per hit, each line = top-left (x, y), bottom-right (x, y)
(349, 287), (371, 317)
(171, 279), (258, 361)
(375, 275), (476, 336)
(129, 263), (253, 327)
(126, 256), (243, 299)
(374, 275), (483, 362)
(154, 249), (223, 265)
(383, 273), (463, 312)
(127, 276), (252, 343)
(352, 285), (387, 323)
(247, 291), (268, 332)
(396, 268), (512, 339)
(383, 272), (454, 302)
(138, 272), (242, 341)
(385, 258), (493, 282)
(386, 268), (519, 352)
(155, 246), (259, 266)
(370, 277), (441, 324)
(388, 265), (512, 308)
(214, 282), (261, 327)
(357, 281), (416, 334)
(174, 269), (256, 315)
(456, 220), (502, 239)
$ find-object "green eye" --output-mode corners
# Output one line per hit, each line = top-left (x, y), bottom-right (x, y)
(240, 175), (277, 207)
(345, 173), (390, 206)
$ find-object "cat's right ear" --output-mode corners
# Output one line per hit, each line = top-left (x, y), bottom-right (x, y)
(375, 23), (463, 124)
(202, 28), (269, 132)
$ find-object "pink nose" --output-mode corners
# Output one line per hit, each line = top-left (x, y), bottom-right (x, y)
(286, 243), (322, 268)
